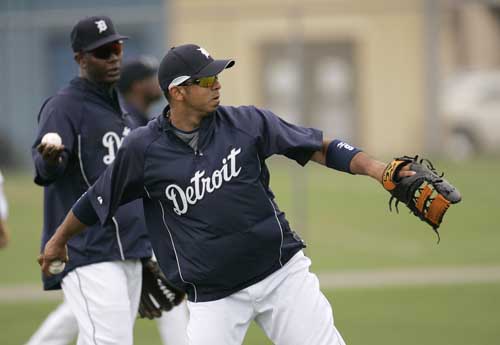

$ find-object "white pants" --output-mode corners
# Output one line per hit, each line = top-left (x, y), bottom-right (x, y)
(187, 251), (346, 345)
(156, 300), (190, 345)
(61, 260), (142, 345)
(25, 299), (78, 345)
(26, 276), (189, 345)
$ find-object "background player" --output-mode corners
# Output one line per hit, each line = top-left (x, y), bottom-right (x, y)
(39, 44), (416, 345)
(31, 16), (152, 345)
(27, 56), (188, 345)
(0, 169), (10, 249)
(117, 56), (163, 127)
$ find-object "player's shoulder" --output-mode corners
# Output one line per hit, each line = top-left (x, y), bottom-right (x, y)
(41, 78), (86, 116)
(123, 115), (163, 151)
(218, 105), (278, 120)
(218, 104), (260, 117)
(217, 105), (279, 134)
(50, 78), (86, 102)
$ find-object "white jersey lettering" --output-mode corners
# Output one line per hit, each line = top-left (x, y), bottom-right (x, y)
(102, 127), (130, 165)
(165, 148), (242, 215)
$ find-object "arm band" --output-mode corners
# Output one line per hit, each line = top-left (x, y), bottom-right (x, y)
(325, 139), (362, 174)
(72, 192), (99, 226)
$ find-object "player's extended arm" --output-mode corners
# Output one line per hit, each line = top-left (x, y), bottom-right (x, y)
(310, 140), (414, 182)
(38, 210), (87, 276)
(311, 140), (460, 236)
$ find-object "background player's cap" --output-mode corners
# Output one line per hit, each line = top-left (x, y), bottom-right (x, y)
(71, 16), (128, 52)
(117, 56), (159, 94)
(158, 44), (235, 91)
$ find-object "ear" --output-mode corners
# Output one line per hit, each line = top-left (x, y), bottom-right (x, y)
(74, 52), (86, 68)
(74, 52), (81, 64)
(169, 86), (186, 101)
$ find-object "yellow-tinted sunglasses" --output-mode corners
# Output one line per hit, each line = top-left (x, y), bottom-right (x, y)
(183, 75), (218, 88)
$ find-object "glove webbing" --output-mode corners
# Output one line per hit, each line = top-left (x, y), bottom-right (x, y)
(413, 184), (451, 243)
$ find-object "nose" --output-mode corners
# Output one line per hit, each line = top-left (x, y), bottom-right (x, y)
(212, 79), (221, 90)
(107, 52), (120, 62)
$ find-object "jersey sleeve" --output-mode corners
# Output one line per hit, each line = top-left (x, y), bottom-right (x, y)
(253, 107), (323, 166)
(83, 132), (146, 225)
(32, 97), (78, 186)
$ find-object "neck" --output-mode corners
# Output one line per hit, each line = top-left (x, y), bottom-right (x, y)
(169, 106), (207, 132)
(79, 71), (114, 91)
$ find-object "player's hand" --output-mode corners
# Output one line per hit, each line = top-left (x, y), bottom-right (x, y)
(38, 235), (69, 276)
(0, 222), (9, 249)
(375, 161), (415, 184)
(37, 142), (65, 166)
(397, 165), (416, 179)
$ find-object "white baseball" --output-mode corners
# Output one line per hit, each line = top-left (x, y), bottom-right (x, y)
(48, 260), (66, 275)
(41, 132), (62, 146)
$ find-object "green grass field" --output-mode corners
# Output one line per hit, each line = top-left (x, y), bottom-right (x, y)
(1, 157), (499, 344)
(3, 283), (500, 345)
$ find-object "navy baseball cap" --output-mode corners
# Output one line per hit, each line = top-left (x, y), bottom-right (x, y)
(71, 16), (128, 52)
(158, 44), (235, 91)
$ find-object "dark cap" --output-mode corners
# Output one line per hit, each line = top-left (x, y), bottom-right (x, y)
(117, 56), (159, 93)
(71, 16), (128, 52)
(158, 44), (235, 91)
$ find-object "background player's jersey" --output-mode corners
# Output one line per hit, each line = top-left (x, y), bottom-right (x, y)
(32, 77), (151, 290)
(76, 105), (322, 302)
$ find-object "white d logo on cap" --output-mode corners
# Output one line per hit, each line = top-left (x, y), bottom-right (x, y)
(95, 20), (108, 34)
(197, 47), (210, 59)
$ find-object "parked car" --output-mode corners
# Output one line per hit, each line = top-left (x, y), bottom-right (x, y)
(442, 71), (500, 160)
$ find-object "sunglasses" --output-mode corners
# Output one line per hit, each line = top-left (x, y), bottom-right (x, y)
(182, 75), (219, 88)
(89, 41), (123, 60)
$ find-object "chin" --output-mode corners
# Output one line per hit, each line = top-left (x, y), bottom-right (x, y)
(107, 76), (120, 84)
(210, 101), (220, 110)
(207, 105), (218, 113)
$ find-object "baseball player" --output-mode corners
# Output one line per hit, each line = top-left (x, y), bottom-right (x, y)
(27, 56), (188, 345)
(39, 44), (416, 345)
(0, 169), (9, 249)
(31, 16), (153, 345)
(117, 56), (163, 127)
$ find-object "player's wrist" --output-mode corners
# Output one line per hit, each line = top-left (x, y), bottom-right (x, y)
(51, 228), (70, 247)
(371, 160), (387, 184)
(325, 139), (362, 174)
(348, 152), (385, 181)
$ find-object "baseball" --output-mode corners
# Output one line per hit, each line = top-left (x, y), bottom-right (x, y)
(41, 132), (62, 146)
(48, 259), (66, 275)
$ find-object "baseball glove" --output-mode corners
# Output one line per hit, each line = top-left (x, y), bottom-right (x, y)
(138, 259), (186, 319)
(382, 155), (461, 241)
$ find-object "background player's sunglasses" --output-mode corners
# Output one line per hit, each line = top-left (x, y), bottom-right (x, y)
(182, 75), (218, 88)
(89, 41), (123, 60)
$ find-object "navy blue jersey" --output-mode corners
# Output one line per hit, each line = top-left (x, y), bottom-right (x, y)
(122, 101), (149, 127)
(75, 105), (322, 302)
(32, 77), (152, 290)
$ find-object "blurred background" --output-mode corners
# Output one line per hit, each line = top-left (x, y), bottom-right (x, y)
(0, 0), (499, 344)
